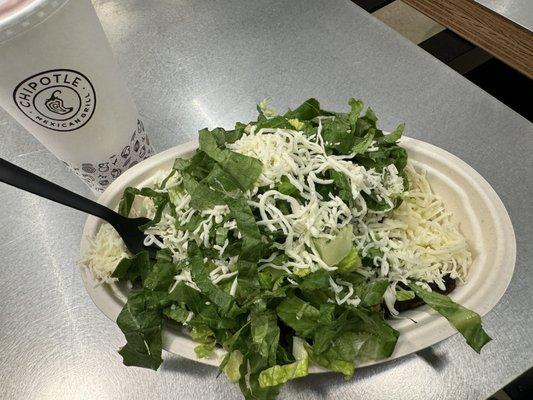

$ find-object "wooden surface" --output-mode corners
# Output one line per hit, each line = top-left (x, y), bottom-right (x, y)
(403, 0), (533, 78)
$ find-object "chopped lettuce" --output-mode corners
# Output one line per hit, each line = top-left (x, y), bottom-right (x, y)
(224, 350), (244, 382)
(258, 337), (309, 387)
(313, 225), (353, 267)
(107, 98), (485, 400)
(409, 283), (491, 353)
(199, 129), (262, 191)
(277, 296), (321, 338)
(116, 289), (169, 370)
(336, 247), (362, 274)
(112, 250), (151, 281)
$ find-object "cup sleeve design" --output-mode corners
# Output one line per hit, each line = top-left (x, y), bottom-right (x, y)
(66, 118), (154, 192)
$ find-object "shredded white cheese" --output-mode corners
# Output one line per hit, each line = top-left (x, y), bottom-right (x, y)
(228, 126), (407, 302)
(83, 127), (471, 311)
(81, 224), (128, 284)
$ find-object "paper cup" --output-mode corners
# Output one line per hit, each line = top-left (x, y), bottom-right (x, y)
(0, 0), (154, 193)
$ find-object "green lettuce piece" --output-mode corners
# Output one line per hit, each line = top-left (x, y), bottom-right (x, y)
(225, 122), (247, 144)
(112, 251), (151, 281)
(168, 281), (202, 311)
(284, 98), (321, 121)
(204, 163), (243, 192)
(163, 306), (191, 323)
(355, 145), (408, 174)
(191, 325), (215, 343)
(255, 116), (294, 130)
(312, 307), (398, 377)
(239, 371), (281, 400)
(275, 175), (299, 196)
(117, 186), (169, 228)
(223, 350), (244, 382)
(352, 130), (375, 154)
(191, 325), (216, 358)
(173, 151), (215, 181)
(362, 191), (392, 212)
(116, 289), (169, 370)
(317, 303), (336, 325)
(321, 117), (353, 154)
(189, 252), (237, 315)
(226, 196), (264, 262)
(313, 225), (353, 266)
(408, 283), (491, 353)
(183, 175), (225, 210)
(347, 98), (364, 133)
(199, 129), (262, 191)
(361, 107), (378, 128)
(236, 335), (283, 400)
(377, 123), (404, 145)
(117, 186), (142, 217)
(258, 337), (309, 388)
(311, 310), (350, 355)
(349, 307), (399, 360)
(329, 170), (354, 206)
(396, 288), (415, 301)
(143, 260), (176, 291)
(251, 311), (280, 366)
(203, 127), (228, 147)
(298, 270), (330, 291)
(214, 226), (229, 246)
(168, 281), (238, 332)
(277, 296), (320, 338)
(195, 342), (216, 358)
(311, 331), (358, 378)
(354, 279), (389, 307)
(336, 247), (362, 273)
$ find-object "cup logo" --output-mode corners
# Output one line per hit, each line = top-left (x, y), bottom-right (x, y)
(13, 69), (96, 132)
(44, 90), (74, 115)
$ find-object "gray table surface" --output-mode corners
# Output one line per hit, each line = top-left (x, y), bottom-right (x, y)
(474, 0), (533, 31)
(1, 1), (532, 399)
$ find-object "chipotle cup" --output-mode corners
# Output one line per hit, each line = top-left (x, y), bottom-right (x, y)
(0, 0), (154, 193)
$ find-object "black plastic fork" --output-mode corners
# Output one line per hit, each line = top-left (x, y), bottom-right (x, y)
(0, 157), (156, 257)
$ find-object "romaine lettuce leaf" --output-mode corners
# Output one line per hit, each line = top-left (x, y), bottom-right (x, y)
(347, 98), (364, 133)
(116, 289), (169, 370)
(189, 251), (238, 315)
(143, 260), (176, 291)
(223, 350), (243, 382)
(276, 296), (320, 338)
(251, 311), (280, 365)
(258, 337), (309, 388)
(226, 196), (264, 262)
(112, 251), (151, 281)
(313, 225), (353, 266)
(409, 283), (491, 353)
(191, 325), (217, 358)
(311, 331), (358, 378)
(117, 187), (169, 228)
(336, 247), (362, 273)
(163, 305), (191, 323)
(199, 129), (262, 191)
(396, 288), (415, 301)
(354, 279), (389, 307)
(283, 98), (321, 121)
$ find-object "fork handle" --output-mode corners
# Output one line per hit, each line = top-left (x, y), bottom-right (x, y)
(0, 157), (118, 223)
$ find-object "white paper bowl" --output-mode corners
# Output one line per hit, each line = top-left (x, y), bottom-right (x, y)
(79, 137), (516, 370)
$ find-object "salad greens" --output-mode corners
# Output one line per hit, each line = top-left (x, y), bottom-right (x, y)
(109, 98), (490, 399)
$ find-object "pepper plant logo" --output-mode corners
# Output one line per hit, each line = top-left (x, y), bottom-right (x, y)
(44, 90), (74, 115)
(13, 69), (96, 132)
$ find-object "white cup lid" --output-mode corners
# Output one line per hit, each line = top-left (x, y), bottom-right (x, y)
(0, 0), (68, 44)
